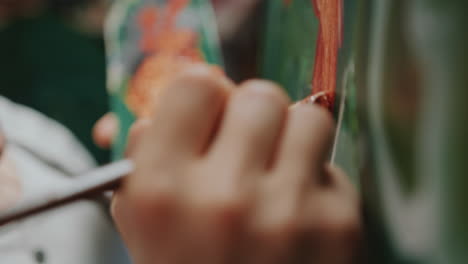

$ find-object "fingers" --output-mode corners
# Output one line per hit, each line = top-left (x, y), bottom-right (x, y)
(158, 80), (289, 263)
(115, 65), (237, 263)
(92, 113), (118, 149)
(208, 80), (290, 172)
(243, 164), (360, 264)
(111, 71), (361, 264)
(190, 81), (290, 223)
(128, 65), (234, 197)
(243, 101), (337, 263)
(244, 184), (302, 264)
(273, 104), (335, 185)
(133, 65), (234, 163)
(303, 184), (362, 264)
(181, 81), (290, 252)
(188, 80), (290, 229)
(326, 165), (359, 199)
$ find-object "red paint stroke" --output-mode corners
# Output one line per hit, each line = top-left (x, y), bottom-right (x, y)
(310, 0), (343, 111)
(283, 0), (343, 111)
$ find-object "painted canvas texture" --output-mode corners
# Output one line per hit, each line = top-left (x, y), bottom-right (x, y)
(105, 0), (222, 159)
(355, 0), (468, 263)
(105, 0), (359, 163)
(261, 0), (361, 185)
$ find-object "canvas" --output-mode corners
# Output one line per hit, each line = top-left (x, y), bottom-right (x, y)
(356, 0), (468, 263)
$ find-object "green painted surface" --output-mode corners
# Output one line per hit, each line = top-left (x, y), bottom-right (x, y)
(261, 0), (319, 102)
(356, 0), (468, 263)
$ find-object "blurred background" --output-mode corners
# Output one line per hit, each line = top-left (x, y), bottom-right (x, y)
(0, 0), (110, 164)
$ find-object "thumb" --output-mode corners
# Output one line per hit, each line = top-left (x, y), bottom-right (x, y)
(93, 113), (119, 149)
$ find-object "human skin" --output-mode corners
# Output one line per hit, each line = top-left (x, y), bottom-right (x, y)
(0, 64), (361, 263)
(107, 65), (361, 264)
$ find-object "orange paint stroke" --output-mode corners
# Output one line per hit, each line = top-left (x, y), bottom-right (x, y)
(311, 0), (343, 108)
(128, 0), (221, 118)
(283, 0), (343, 111)
(138, 7), (159, 53)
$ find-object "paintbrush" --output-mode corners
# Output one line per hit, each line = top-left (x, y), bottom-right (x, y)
(0, 159), (133, 227)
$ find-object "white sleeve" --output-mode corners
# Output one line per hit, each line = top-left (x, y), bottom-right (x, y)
(0, 96), (96, 176)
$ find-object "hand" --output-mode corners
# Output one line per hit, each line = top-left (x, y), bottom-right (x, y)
(93, 112), (151, 155)
(112, 65), (361, 264)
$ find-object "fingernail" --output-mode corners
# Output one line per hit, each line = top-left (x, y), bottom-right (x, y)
(292, 91), (334, 113)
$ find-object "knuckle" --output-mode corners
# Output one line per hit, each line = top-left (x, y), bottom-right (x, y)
(238, 79), (290, 106)
(126, 120), (152, 156)
(129, 119), (151, 141)
(253, 217), (299, 243)
(177, 63), (219, 82)
(292, 104), (335, 134)
(204, 194), (248, 219)
(126, 183), (178, 217)
(313, 208), (361, 242)
(190, 192), (249, 230)
(171, 65), (227, 100)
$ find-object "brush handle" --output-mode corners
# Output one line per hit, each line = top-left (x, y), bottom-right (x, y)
(0, 159), (134, 227)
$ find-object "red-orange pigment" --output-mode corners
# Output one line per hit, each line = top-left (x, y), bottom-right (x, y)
(128, 0), (223, 118)
(284, 0), (343, 111)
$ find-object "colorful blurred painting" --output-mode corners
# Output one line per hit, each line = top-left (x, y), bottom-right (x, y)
(261, 0), (361, 185)
(105, 0), (364, 190)
(105, 0), (223, 159)
(106, 2), (468, 262)
(356, 1), (468, 263)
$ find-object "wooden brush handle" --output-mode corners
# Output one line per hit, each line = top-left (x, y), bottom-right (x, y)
(0, 160), (133, 227)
